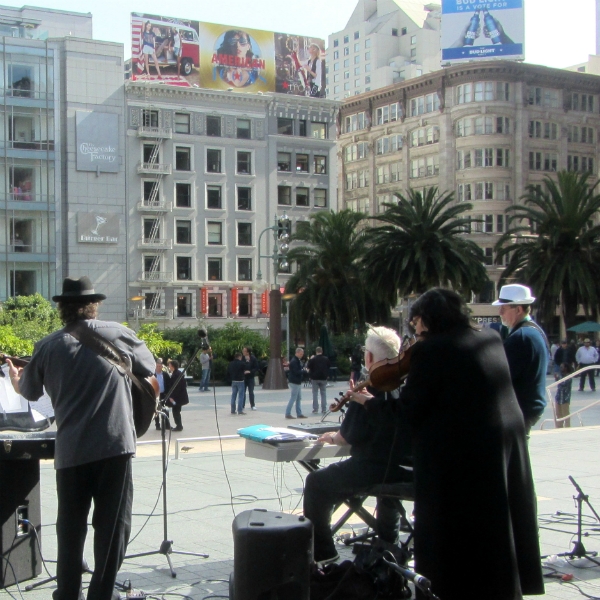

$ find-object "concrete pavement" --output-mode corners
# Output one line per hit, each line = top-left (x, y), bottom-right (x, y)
(2, 377), (600, 599)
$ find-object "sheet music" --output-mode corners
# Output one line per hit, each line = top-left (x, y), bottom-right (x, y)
(0, 364), (54, 419)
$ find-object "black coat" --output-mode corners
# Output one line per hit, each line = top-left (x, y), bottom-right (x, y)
(369, 327), (543, 600)
(166, 370), (189, 406)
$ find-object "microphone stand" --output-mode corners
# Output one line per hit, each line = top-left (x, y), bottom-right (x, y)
(125, 339), (208, 577)
(552, 476), (600, 565)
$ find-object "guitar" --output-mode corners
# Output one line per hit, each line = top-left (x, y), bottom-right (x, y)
(0, 354), (160, 438)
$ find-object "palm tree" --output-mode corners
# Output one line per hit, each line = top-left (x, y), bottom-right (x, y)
(362, 187), (488, 306)
(284, 210), (390, 337)
(495, 171), (600, 331)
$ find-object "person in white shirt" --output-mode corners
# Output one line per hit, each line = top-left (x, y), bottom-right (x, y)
(575, 338), (599, 392)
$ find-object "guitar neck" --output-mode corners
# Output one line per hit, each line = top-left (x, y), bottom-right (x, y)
(0, 355), (30, 368)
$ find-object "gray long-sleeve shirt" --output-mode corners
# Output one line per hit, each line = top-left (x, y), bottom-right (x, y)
(19, 319), (155, 469)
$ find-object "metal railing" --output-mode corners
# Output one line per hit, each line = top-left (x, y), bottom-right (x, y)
(136, 199), (172, 212)
(137, 162), (172, 175)
(136, 270), (172, 283)
(136, 238), (173, 250)
(540, 365), (599, 429)
(137, 126), (172, 139)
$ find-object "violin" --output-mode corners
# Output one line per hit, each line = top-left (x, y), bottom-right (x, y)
(329, 336), (418, 413)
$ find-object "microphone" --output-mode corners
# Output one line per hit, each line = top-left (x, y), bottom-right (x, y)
(198, 329), (210, 350)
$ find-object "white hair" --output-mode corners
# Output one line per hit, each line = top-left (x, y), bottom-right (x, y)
(364, 325), (400, 362)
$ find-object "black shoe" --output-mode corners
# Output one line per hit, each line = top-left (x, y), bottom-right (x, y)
(171, 426), (183, 432)
(298, 414), (307, 419)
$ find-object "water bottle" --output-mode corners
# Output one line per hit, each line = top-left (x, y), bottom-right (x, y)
(483, 10), (502, 44)
(463, 12), (480, 46)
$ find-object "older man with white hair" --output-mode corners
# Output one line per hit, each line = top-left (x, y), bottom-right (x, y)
(303, 325), (412, 564)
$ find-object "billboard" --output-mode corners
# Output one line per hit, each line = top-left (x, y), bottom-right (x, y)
(131, 13), (325, 97)
(441, 0), (524, 64)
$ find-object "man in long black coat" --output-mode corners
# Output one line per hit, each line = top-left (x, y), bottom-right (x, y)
(354, 289), (544, 600)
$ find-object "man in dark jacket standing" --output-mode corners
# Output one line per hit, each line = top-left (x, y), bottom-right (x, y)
(242, 346), (259, 411)
(228, 352), (248, 415)
(285, 348), (307, 419)
(307, 346), (330, 413)
(492, 284), (549, 434)
(166, 359), (189, 432)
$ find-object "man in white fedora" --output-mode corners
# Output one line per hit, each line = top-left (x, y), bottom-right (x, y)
(492, 284), (549, 434)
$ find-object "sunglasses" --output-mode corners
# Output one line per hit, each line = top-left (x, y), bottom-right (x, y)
(228, 37), (250, 46)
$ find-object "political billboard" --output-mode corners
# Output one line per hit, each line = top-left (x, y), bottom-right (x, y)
(440, 0), (524, 64)
(131, 13), (325, 97)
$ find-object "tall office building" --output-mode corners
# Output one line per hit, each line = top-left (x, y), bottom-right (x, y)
(327, 0), (441, 100)
(338, 60), (600, 328)
(125, 83), (338, 327)
(0, 6), (127, 321)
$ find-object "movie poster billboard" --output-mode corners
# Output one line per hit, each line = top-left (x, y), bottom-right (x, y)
(440, 0), (524, 64)
(130, 13), (326, 98)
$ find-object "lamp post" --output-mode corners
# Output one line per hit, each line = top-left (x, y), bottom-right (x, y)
(130, 296), (145, 331)
(253, 213), (290, 389)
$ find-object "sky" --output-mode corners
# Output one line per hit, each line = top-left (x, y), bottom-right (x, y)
(1, 0), (596, 69)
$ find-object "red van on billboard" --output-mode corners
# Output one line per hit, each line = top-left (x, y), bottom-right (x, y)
(131, 14), (200, 77)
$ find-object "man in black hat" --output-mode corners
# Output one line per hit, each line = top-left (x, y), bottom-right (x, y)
(7, 276), (155, 600)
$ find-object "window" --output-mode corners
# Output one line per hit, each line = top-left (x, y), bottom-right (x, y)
(176, 220), (192, 244)
(354, 31), (360, 40)
(174, 113), (190, 134)
(237, 119), (251, 139)
(410, 156), (439, 178)
(238, 258), (252, 282)
(296, 187), (309, 206)
(483, 248), (493, 266)
(392, 28), (398, 36)
(237, 187), (252, 210)
(278, 152), (292, 171)
(529, 121), (558, 140)
(277, 118), (294, 135)
(278, 185), (291, 205)
(207, 149), (222, 173)
(206, 116), (221, 136)
(175, 147), (191, 171)
(208, 293), (222, 316)
(409, 93), (440, 116)
(457, 82), (510, 104)
(176, 256), (192, 280)
(207, 221), (222, 245)
(365, 63), (371, 72)
(314, 189), (327, 207)
(528, 87), (559, 108)
(344, 49), (349, 57)
(175, 183), (191, 208)
(333, 50), (339, 59)
(333, 39), (339, 47)
(401, 27), (407, 35)
(143, 180), (160, 205)
(568, 154), (595, 173)
(410, 127), (439, 147)
(568, 126), (594, 144)
(299, 120), (307, 137)
(144, 255), (160, 278)
(207, 259), (222, 281)
(177, 293), (192, 317)
(143, 218), (160, 241)
(237, 222), (252, 246)
(314, 155), (327, 174)
(237, 151), (252, 174)
(141, 109), (158, 128)
(344, 71), (350, 79)
(312, 122), (327, 139)
(376, 134), (403, 154)
(206, 185), (222, 209)
(237, 293), (252, 317)
(344, 112), (366, 132)
(365, 38), (371, 48)
(143, 143), (158, 164)
(529, 152), (558, 172)
(571, 93), (595, 112)
(410, 48), (417, 58)
(411, 35), (417, 44)
(296, 154), (309, 172)
(344, 35), (349, 43)
(344, 142), (368, 162)
(354, 43), (360, 52)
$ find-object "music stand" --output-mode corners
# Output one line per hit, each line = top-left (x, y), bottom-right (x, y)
(126, 347), (208, 577)
(553, 475), (600, 566)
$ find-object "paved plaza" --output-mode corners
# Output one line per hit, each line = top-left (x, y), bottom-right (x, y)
(2, 377), (600, 599)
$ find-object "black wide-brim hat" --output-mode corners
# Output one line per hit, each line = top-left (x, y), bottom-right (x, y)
(52, 276), (107, 303)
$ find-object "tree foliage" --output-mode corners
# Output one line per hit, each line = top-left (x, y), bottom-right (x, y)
(136, 323), (182, 358)
(362, 188), (488, 306)
(0, 293), (61, 343)
(285, 210), (390, 337)
(0, 325), (34, 356)
(495, 171), (600, 331)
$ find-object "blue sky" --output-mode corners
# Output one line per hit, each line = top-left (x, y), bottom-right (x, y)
(4, 0), (596, 69)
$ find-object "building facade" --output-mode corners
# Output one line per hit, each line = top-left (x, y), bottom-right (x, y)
(327, 0), (441, 101)
(125, 82), (338, 328)
(0, 7), (128, 321)
(338, 60), (600, 323)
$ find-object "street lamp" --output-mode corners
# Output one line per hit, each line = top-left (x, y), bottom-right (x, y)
(129, 296), (145, 330)
(253, 213), (290, 389)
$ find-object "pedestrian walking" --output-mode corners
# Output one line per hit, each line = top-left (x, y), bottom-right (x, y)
(199, 348), (211, 391)
(242, 346), (259, 410)
(285, 347), (306, 419)
(576, 338), (598, 391)
(166, 359), (188, 432)
(555, 362), (573, 428)
(306, 346), (330, 413)
(228, 352), (247, 415)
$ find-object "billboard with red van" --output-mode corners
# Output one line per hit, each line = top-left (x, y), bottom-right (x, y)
(130, 12), (325, 97)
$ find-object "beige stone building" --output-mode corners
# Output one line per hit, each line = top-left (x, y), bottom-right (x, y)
(338, 60), (600, 326)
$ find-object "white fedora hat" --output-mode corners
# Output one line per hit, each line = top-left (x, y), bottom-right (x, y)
(491, 284), (535, 306)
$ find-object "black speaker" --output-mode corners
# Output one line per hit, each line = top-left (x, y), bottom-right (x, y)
(231, 509), (312, 600)
(0, 460), (42, 587)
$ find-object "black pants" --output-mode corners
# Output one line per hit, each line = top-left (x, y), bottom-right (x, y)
(171, 404), (182, 429)
(53, 454), (133, 600)
(303, 458), (412, 561)
(243, 378), (255, 409)
(579, 369), (596, 391)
